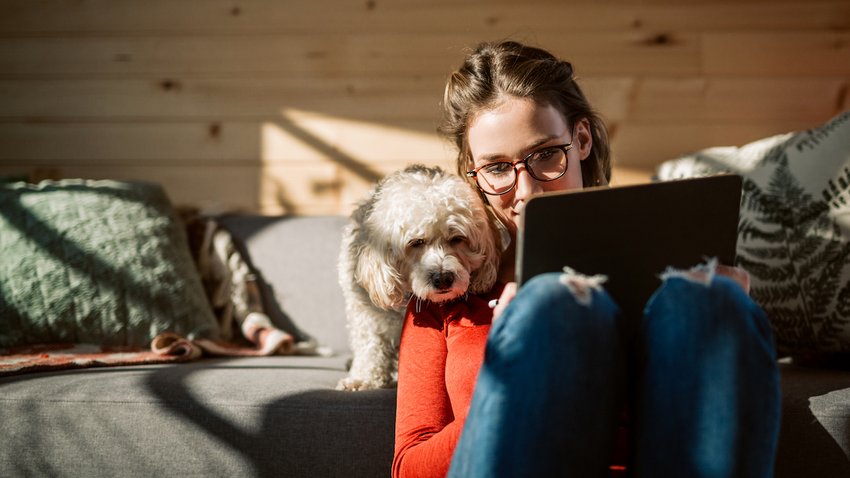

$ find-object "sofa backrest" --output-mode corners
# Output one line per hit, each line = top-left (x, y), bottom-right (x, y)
(218, 214), (351, 354)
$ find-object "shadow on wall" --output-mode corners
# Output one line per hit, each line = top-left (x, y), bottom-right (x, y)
(260, 117), (383, 216)
(260, 108), (452, 215)
(271, 118), (385, 183)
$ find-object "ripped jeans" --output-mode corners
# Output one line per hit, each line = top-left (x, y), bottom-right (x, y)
(447, 264), (781, 478)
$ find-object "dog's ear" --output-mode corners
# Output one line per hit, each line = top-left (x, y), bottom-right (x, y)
(468, 211), (500, 294)
(354, 240), (406, 310)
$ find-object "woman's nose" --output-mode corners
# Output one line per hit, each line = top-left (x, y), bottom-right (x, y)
(514, 164), (541, 199)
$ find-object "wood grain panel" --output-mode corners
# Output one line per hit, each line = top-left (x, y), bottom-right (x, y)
(0, 164), (262, 211)
(629, 77), (846, 122)
(609, 166), (653, 186)
(0, 34), (461, 78)
(260, 160), (464, 214)
(0, 119), (452, 165)
(259, 115), (452, 164)
(0, 77), (637, 123)
(610, 119), (822, 171)
(0, 77), (445, 123)
(258, 161), (341, 215)
(703, 31), (850, 76)
(1, 1), (847, 34)
(1, 0), (845, 215)
(260, 159), (453, 215)
(0, 31), (700, 78)
(9, 76), (836, 126)
(579, 77), (636, 122)
(0, 122), (260, 163)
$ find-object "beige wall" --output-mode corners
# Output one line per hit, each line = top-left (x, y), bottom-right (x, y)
(1, 0), (848, 214)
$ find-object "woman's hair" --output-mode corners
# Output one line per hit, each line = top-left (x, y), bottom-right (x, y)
(440, 40), (611, 188)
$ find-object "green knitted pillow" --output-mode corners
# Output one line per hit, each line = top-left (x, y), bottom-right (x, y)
(0, 179), (219, 348)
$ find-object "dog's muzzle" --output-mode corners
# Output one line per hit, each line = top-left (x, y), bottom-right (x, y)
(430, 271), (456, 290)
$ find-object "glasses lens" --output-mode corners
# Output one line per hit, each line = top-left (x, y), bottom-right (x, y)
(477, 162), (515, 195)
(474, 145), (569, 195)
(527, 146), (568, 181)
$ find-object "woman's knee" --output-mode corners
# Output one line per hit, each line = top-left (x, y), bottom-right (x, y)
(644, 268), (774, 353)
(494, 271), (620, 349)
(485, 270), (625, 382)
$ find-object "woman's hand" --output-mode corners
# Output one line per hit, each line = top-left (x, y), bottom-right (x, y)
(492, 282), (517, 321)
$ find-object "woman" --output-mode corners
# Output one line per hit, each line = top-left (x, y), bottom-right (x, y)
(393, 40), (780, 478)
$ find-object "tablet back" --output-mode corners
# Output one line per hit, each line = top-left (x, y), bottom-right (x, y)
(516, 174), (742, 318)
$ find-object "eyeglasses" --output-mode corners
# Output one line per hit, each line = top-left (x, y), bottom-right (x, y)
(466, 143), (573, 196)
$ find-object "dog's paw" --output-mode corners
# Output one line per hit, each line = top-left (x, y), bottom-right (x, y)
(336, 377), (372, 391)
(336, 376), (394, 391)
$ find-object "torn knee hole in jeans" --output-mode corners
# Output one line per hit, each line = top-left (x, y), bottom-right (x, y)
(558, 267), (608, 306)
(558, 258), (719, 306)
(659, 257), (718, 286)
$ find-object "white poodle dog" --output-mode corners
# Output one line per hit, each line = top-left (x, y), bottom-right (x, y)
(337, 165), (500, 391)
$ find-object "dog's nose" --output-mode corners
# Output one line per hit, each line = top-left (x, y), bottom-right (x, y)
(431, 271), (455, 290)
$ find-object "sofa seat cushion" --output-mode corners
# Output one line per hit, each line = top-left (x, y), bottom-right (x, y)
(217, 215), (351, 354)
(0, 356), (396, 478)
(776, 362), (850, 477)
(2, 359), (850, 477)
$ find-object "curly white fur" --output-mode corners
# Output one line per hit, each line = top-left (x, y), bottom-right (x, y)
(337, 165), (499, 391)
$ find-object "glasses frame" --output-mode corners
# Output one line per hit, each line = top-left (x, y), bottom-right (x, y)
(466, 142), (573, 196)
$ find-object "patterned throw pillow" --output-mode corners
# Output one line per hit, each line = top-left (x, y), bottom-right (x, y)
(657, 111), (850, 354)
(0, 179), (220, 348)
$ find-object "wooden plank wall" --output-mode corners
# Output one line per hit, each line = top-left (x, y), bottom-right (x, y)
(1, 0), (848, 215)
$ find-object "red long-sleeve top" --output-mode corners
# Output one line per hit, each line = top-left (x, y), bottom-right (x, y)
(392, 286), (628, 478)
(392, 287), (502, 478)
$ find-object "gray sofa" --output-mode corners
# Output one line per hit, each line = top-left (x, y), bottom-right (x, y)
(1, 214), (849, 477)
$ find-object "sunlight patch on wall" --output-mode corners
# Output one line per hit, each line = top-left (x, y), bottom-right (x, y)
(259, 108), (455, 215)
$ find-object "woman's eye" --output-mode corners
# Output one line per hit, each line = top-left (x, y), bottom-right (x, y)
(531, 148), (557, 162)
(408, 239), (426, 248)
(482, 162), (513, 176)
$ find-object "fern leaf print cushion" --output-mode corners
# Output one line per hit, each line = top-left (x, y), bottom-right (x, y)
(657, 111), (850, 354)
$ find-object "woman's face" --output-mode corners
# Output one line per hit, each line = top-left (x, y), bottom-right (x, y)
(466, 96), (592, 236)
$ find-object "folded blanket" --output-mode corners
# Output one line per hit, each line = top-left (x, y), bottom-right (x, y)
(184, 210), (326, 356)
(0, 335), (198, 376)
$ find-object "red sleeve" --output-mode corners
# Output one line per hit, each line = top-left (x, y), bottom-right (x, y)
(392, 303), (463, 478)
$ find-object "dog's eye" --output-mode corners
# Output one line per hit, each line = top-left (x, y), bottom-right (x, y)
(450, 236), (466, 245)
(408, 239), (426, 248)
